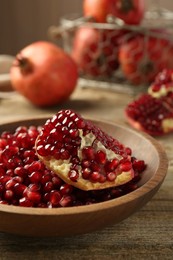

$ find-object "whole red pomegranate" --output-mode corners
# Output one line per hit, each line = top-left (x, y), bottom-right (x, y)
(112, 0), (145, 25)
(83, 0), (145, 25)
(71, 26), (123, 77)
(83, 0), (115, 23)
(119, 35), (173, 85)
(10, 41), (78, 107)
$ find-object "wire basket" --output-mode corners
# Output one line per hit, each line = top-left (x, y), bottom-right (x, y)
(48, 7), (173, 95)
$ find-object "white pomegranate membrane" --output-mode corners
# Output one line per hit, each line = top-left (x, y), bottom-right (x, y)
(0, 110), (146, 208)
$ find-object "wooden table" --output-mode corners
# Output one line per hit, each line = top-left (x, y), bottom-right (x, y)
(0, 86), (173, 260)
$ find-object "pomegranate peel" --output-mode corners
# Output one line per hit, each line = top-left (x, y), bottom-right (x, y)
(35, 110), (137, 191)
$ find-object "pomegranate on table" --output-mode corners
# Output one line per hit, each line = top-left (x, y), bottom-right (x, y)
(125, 69), (173, 136)
(71, 26), (124, 77)
(10, 41), (78, 107)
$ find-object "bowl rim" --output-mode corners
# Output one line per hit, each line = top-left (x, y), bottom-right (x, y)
(0, 116), (168, 216)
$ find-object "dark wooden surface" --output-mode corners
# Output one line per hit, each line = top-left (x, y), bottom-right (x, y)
(0, 86), (173, 259)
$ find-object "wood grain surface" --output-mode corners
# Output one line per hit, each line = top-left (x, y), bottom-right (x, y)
(0, 86), (173, 259)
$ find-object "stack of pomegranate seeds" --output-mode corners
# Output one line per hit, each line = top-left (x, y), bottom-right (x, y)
(0, 122), (145, 208)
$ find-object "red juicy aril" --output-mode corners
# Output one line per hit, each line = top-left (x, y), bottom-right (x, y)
(36, 109), (145, 191)
(0, 116), (145, 208)
(125, 69), (173, 136)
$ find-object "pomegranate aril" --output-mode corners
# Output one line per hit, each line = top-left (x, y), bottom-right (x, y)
(43, 181), (54, 193)
(90, 172), (101, 182)
(68, 169), (79, 182)
(60, 183), (73, 195)
(29, 171), (42, 183)
(81, 159), (91, 168)
(50, 190), (61, 206)
(107, 172), (117, 182)
(28, 161), (42, 172)
(52, 176), (63, 188)
(59, 195), (73, 207)
(4, 190), (14, 201)
(82, 168), (91, 179)
(119, 161), (132, 172)
(25, 189), (41, 204)
(5, 179), (17, 190)
(13, 183), (26, 196)
(95, 150), (106, 164)
(82, 146), (95, 160)
(6, 169), (14, 177)
(0, 176), (12, 185)
(14, 166), (27, 178)
(19, 197), (33, 207)
(69, 129), (79, 138)
(36, 145), (48, 156)
(106, 159), (119, 172)
(132, 159), (146, 173)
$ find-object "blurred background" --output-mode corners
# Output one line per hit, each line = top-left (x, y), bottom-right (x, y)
(0, 0), (173, 55)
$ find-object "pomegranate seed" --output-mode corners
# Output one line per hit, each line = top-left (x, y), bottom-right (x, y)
(68, 170), (79, 182)
(19, 197), (33, 207)
(14, 166), (27, 178)
(107, 172), (117, 182)
(82, 146), (95, 160)
(95, 150), (106, 164)
(29, 171), (42, 183)
(106, 159), (119, 172)
(60, 184), (73, 195)
(82, 168), (91, 179)
(28, 161), (42, 172)
(59, 195), (73, 207)
(52, 175), (63, 188)
(119, 161), (132, 172)
(132, 159), (146, 172)
(5, 179), (17, 190)
(50, 190), (61, 206)
(4, 190), (14, 201)
(90, 172), (101, 182)
(81, 159), (91, 168)
(13, 183), (26, 196)
(43, 181), (54, 193)
(26, 189), (41, 204)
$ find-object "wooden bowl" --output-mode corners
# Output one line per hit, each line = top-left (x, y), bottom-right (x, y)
(0, 117), (168, 237)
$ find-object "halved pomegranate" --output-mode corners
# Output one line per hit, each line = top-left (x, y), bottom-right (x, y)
(125, 69), (173, 136)
(36, 110), (145, 191)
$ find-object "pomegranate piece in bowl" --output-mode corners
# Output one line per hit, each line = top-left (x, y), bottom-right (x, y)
(36, 109), (145, 191)
(0, 115), (168, 236)
(125, 69), (173, 136)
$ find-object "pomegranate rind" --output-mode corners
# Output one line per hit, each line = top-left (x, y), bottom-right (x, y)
(35, 110), (135, 191)
(37, 155), (134, 191)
